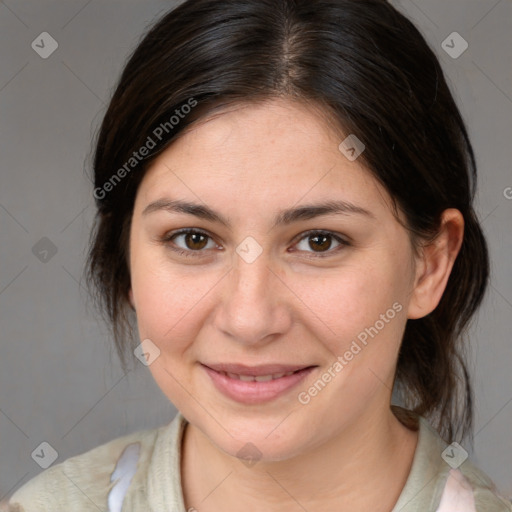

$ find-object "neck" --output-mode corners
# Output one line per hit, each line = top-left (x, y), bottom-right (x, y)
(181, 405), (418, 512)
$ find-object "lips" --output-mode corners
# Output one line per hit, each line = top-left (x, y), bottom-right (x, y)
(201, 363), (317, 404)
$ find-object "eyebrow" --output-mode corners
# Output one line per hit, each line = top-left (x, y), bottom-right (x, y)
(142, 198), (375, 228)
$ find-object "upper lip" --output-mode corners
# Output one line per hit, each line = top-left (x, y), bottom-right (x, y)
(202, 362), (315, 376)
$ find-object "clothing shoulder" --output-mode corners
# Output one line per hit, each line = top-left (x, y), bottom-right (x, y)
(419, 418), (512, 512)
(392, 409), (511, 512)
(0, 425), (163, 512)
(455, 457), (512, 511)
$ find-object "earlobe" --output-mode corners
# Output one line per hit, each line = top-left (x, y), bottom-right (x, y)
(407, 209), (464, 320)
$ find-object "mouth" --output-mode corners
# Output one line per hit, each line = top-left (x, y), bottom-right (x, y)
(218, 370), (299, 382)
(201, 363), (317, 404)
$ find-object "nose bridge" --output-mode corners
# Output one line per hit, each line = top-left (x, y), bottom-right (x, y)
(230, 246), (275, 315)
(216, 244), (290, 344)
(229, 234), (273, 299)
(232, 248), (271, 300)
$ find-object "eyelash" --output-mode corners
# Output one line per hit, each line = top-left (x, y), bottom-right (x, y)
(160, 228), (350, 259)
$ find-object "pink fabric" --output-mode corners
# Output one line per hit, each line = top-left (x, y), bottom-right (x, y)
(435, 468), (477, 511)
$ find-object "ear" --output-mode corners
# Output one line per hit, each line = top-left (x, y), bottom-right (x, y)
(407, 208), (464, 319)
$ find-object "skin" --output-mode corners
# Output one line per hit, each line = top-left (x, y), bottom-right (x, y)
(128, 98), (464, 511)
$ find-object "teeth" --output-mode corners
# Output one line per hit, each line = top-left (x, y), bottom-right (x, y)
(223, 370), (298, 381)
(254, 374), (273, 382)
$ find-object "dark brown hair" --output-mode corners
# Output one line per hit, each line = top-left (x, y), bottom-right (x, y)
(85, 0), (489, 443)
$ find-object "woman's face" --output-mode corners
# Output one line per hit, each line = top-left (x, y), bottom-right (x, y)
(128, 98), (420, 461)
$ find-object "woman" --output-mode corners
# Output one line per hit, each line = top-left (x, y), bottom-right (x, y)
(3, 0), (510, 510)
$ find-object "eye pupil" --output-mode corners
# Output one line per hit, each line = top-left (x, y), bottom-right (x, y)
(186, 232), (208, 250)
(309, 234), (331, 252)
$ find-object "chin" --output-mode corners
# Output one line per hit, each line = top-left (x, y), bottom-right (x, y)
(201, 413), (314, 463)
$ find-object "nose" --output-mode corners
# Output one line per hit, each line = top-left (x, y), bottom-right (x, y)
(213, 248), (293, 346)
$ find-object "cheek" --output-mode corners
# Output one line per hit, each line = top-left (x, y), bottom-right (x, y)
(292, 257), (405, 348)
(130, 253), (216, 349)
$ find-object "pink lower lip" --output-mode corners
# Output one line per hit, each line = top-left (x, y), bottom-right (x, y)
(202, 364), (316, 404)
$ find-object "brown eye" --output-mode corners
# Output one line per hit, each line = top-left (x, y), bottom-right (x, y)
(181, 231), (209, 250)
(294, 230), (349, 257)
(163, 228), (217, 256)
(308, 233), (333, 252)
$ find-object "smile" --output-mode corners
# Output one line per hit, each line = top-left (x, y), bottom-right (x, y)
(201, 363), (316, 404)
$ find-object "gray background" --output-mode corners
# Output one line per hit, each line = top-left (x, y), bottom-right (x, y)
(1, 0), (511, 503)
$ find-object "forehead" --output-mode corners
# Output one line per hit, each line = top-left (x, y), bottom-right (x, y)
(136, 98), (392, 216)
(174, 98), (344, 162)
